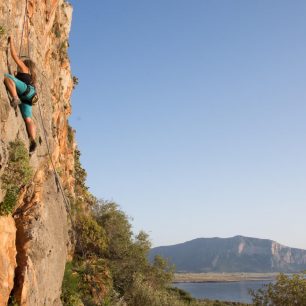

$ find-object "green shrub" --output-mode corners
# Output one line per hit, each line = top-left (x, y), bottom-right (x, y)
(72, 76), (79, 89)
(167, 286), (193, 303)
(74, 148), (89, 194)
(52, 22), (61, 38)
(1, 186), (19, 215)
(250, 272), (306, 306)
(77, 258), (113, 305)
(59, 40), (69, 62)
(61, 262), (83, 306)
(61, 259), (113, 306)
(93, 201), (133, 260)
(75, 214), (107, 258)
(67, 125), (74, 145)
(8, 296), (18, 306)
(0, 140), (33, 215)
(149, 255), (174, 288)
(0, 26), (5, 36)
(123, 274), (184, 306)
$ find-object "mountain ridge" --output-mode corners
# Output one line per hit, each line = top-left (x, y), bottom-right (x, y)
(149, 235), (306, 273)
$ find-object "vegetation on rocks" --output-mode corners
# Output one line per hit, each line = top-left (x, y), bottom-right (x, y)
(72, 76), (79, 89)
(59, 39), (69, 63)
(0, 140), (33, 215)
(0, 25), (5, 36)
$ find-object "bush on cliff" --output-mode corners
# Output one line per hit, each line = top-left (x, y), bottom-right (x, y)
(75, 214), (107, 258)
(62, 197), (181, 305)
(0, 140), (33, 215)
(61, 262), (83, 306)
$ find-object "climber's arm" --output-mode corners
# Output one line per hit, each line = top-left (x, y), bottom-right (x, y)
(8, 37), (29, 73)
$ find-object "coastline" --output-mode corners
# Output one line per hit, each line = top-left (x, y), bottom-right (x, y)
(173, 272), (278, 283)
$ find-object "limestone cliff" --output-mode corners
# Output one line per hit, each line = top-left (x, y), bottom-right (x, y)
(0, 1), (75, 305)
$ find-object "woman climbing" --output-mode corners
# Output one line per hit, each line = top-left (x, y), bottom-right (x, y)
(4, 36), (37, 153)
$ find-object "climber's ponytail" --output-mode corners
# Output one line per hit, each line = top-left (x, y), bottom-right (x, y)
(23, 59), (37, 87)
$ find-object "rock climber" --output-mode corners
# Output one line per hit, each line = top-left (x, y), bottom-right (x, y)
(3, 36), (38, 153)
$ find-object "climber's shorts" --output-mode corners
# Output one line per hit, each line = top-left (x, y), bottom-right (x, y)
(19, 103), (32, 119)
(4, 73), (33, 118)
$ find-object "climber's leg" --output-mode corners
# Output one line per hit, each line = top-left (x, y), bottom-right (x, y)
(4, 76), (18, 98)
(24, 117), (36, 140)
(4, 74), (27, 108)
(21, 103), (36, 152)
(4, 73), (28, 95)
(20, 103), (35, 138)
(24, 117), (37, 152)
(4, 73), (27, 92)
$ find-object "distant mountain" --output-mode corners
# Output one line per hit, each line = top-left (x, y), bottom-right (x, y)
(149, 236), (306, 273)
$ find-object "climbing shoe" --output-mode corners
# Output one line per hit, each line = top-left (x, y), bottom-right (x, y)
(10, 97), (21, 109)
(29, 140), (37, 153)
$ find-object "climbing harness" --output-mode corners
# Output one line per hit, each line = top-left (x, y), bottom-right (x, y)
(19, 84), (39, 105)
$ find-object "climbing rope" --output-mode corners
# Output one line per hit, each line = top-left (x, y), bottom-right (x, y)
(18, 1), (66, 207)
(11, 0), (80, 253)
(37, 91), (81, 255)
(37, 95), (77, 244)
(18, 0), (72, 216)
(18, 0), (77, 243)
(37, 99), (67, 204)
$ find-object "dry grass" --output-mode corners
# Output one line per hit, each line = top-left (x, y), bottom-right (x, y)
(173, 272), (278, 283)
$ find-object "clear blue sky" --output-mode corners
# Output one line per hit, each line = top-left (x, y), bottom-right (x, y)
(68, 0), (306, 249)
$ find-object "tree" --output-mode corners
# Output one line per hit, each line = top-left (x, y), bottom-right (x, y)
(250, 272), (306, 306)
(93, 200), (133, 260)
(93, 200), (142, 293)
(92, 200), (175, 296)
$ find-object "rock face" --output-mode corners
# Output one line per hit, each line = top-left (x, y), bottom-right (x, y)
(149, 236), (306, 273)
(0, 216), (16, 306)
(0, 1), (75, 305)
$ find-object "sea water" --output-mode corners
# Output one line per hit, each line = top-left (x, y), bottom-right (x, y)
(174, 280), (272, 304)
